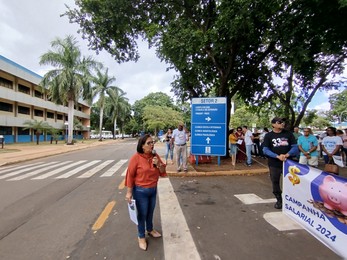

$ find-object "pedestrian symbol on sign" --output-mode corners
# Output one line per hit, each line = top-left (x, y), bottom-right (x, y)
(205, 147), (211, 154)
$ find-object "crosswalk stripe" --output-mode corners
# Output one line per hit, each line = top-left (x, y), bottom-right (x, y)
(158, 178), (200, 259)
(0, 162), (44, 175)
(100, 159), (128, 177)
(0, 162), (57, 180)
(55, 160), (101, 179)
(32, 160), (87, 180)
(77, 160), (114, 178)
(121, 168), (127, 177)
(7, 161), (71, 181)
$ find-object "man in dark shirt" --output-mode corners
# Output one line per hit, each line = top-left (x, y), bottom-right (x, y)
(262, 117), (298, 209)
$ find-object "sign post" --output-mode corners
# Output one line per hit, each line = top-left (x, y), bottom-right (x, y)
(191, 97), (227, 165)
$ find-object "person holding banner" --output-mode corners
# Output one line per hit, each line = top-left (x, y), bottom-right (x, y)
(262, 117), (298, 209)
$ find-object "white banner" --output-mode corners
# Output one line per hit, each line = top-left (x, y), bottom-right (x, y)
(283, 160), (347, 258)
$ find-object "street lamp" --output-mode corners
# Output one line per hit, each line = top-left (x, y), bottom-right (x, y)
(64, 122), (68, 143)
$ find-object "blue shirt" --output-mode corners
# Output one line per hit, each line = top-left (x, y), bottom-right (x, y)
(297, 134), (318, 156)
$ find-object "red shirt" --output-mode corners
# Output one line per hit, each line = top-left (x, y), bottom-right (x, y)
(125, 152), (167, 188)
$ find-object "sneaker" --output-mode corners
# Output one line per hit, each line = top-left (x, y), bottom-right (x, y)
(183, 169), (188, 173)
(177, 169), (181, 173)
(274, 201), (282, 209)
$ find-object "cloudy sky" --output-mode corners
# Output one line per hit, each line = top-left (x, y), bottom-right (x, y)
(0, 0), (176, 105)
(0, 0), (340, 110)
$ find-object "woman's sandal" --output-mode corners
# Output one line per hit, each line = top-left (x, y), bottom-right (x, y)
(138, 238), (147, 251)
(147, 230), (162, 238)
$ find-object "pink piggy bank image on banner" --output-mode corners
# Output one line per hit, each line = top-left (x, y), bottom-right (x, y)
(319, 175), (347, 216)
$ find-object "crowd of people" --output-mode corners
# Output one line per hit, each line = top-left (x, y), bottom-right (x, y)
(228, 118), (347, 211)
(228, 123), (347, 170)
(228, 126), (269, 167)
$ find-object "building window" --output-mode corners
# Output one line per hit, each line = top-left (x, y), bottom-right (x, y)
(0, 126), (12, 135)
(34, 109), (44, 117)
(57, 114), (63, 120)
(18, 127), (30, 135)
(18, 106), (30, 115)
(47, 112), (54, 119)
(0, 101), (13, 112)
(34, 90), (43, 99)
(18, 84), (30, 95)
(0, 77), (13, 89)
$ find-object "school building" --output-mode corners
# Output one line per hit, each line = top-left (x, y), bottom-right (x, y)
(0, 55), (91, 144)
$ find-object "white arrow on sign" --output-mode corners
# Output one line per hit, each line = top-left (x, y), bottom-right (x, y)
(205, 116), (211, 122)
(206, 137), (211, 144)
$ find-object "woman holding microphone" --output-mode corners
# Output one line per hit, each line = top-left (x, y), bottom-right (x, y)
(125, 134), (167, 251)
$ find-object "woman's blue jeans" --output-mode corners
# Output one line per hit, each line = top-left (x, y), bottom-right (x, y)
(165, 142), (174, 161)
(133, 186), (157, 238)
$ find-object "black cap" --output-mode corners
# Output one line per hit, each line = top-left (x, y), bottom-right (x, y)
(271, 117), (286, 124)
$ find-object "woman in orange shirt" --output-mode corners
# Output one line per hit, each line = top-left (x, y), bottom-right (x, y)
(125, 134), (167, 251)
(229, 129), (238, 166)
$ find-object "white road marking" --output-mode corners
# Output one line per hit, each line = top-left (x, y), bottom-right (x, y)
(32, 160), (87, 180)
(7, 161), (71, 181)
(121, 168), (127, 177)
(234, 193), (276, 204)
(263, 212), (303, 231)
(78, 160), (114, 178)
(158, 178), (201, 260)
(55, 160), (101, 179)
(0, 162), (57, 180)
(100, 159), (128, 177)
(235, 193), (303, 231)
(0, 162), (44, 174)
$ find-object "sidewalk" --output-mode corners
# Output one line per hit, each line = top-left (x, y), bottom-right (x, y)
(3, 139), (346, 177)
(0, 139), (116, 167)
(0, 139), (269, 176)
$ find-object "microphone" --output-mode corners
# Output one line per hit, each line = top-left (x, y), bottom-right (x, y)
(152, 150), (157, 167)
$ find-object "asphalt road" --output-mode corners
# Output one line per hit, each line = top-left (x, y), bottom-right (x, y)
(0, 140), (343, 259)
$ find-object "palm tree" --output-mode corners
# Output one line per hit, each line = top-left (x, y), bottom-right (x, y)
(91, 68), (120, 140)
(39, 35), (101, 145)
(106, 88), (131, 138)
(23, 119), (51, 145)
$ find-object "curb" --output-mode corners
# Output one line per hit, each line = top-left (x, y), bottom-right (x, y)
(166, 168), (269, 177)
(1, 140), (270, 177)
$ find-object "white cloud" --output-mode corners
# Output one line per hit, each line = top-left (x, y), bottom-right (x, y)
(313, 101), (330, 111)
(0, 0), (176, 105)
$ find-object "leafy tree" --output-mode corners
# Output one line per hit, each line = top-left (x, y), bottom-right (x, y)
(65, 1), (347, 151)
(110, 91), (132, 138)
(123, 118), (140, 137)
(40, 35), (101, 144)
(105, 88), (132, 138)
(329, 89), (347, 123)
(47, 127), (61, 144)
(23, 119), (51, 145)
(310, 115), (331, 130)
(142, 105), (183, 135)
(91, 68), (120, 140)
(302, 110), (318, 127)
(132, 92), (179, 131)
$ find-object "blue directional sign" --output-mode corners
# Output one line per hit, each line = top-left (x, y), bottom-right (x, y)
(191, 97), (227, 156)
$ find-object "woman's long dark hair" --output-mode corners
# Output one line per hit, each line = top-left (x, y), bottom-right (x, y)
(137, 134), (151, 153)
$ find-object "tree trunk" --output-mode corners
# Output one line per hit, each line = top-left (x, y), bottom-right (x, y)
(67, 100), (75, 145)
(36, 132), (40, 145)
(113, 119), (117, 139)
(99, 106), (104, 141)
